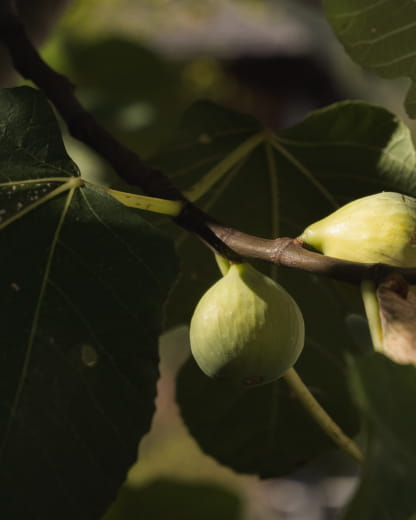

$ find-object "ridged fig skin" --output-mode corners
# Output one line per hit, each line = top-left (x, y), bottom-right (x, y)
(189, 263), (305, 387)
(300, 192), (416, 266)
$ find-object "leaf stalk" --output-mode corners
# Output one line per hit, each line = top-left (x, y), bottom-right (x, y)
(283, 367), (364, 463)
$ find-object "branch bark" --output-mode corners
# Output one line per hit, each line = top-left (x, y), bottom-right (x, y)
(3, 8), (416, 285)
(0, 7), (243, 262)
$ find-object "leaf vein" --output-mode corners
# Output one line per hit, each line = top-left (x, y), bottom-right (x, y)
(0, 185), (76, 462)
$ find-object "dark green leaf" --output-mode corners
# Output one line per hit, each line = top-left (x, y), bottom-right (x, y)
(0, 87), (78, 178)
(0, 87), (178, 519)
(345, 354), (416, 520)
(323, 0), (416, 117)
(154, 100), (416, 329)
(159, 99), (416, 476)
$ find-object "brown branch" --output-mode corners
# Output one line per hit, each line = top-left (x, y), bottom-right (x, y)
(0, 7), (242, 262)
(3, 8), (416, 285)
(0, 11), (178, 200)
(208, 225), (416, 283)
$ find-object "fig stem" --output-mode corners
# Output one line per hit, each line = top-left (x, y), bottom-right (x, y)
(283, 368), (364, 463)
(361, 279), (383, 351)
(215, 254), (232, 276)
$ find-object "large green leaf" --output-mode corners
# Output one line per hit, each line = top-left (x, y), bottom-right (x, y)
(345, 354), (416, 520)
(323, 0), (416, 117)
(0, 87), (178, 519)
(154, 100), (416, 329)
(154, 99), (416, 476)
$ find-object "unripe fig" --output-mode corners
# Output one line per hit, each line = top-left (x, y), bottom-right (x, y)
(189, 263), (305, 386)
(299, 192), (416, 357)
(299, 192), (416, 265)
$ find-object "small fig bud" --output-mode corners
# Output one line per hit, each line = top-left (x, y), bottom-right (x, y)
(189, 263), (305, 386)
(300, 192), (416, 266)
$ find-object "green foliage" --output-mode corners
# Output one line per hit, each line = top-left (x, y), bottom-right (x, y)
(153, 100), (416, 329)
(323, 0), (416, 117)
(0, 88), (178, 519)
(150, 95), (416, 508)
(346, 354), (416, 520)
(148, 97), (416, 478)
(0, 88), (79, 178)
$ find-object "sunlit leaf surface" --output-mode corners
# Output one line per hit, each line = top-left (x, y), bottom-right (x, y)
(324, 0), (416, 117)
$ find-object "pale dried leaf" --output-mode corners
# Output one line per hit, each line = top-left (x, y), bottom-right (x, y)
(377, 274), (416, 365)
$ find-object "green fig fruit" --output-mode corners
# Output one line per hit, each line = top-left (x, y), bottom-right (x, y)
(299, 192), (416, 356)
(299, 192), (416, 266)
(189, 263), (305, 386)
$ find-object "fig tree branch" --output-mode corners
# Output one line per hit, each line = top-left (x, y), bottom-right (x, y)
(3, 6), (416, 285)
(0, 3), (179, 200)
(0, 4), (241, 262)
